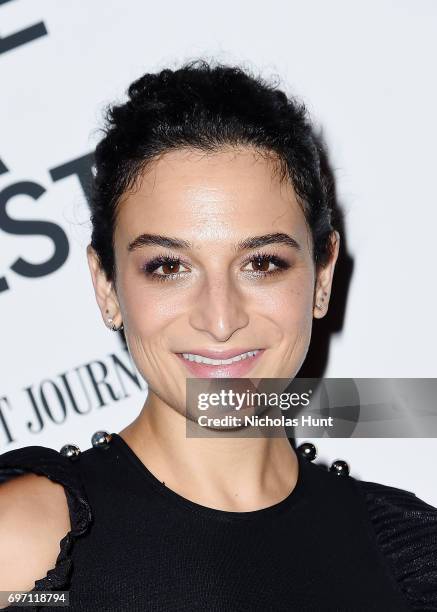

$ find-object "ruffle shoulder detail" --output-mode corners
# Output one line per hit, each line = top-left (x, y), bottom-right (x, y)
(0, 444), (92, 596)
(355, 479), (437, 611)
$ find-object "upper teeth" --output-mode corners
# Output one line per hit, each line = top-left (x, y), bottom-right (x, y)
(182, 350), (259, 365)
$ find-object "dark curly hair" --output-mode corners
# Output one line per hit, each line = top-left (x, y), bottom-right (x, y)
(90, 59), (337, 287)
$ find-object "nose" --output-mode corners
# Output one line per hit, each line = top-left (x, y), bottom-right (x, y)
(188, 273), (250, 342)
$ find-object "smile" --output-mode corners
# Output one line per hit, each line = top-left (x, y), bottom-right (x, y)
(176, 348), (265, 378)
(181, 350), (260, 365)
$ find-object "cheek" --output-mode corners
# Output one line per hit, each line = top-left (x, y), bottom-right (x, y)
(255, 273), (314, 332)
(119, 273), (184, 339)
(120, 287), (181, 386)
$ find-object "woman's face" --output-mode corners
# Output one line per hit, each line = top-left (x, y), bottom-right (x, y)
(88, 146), (339, 413)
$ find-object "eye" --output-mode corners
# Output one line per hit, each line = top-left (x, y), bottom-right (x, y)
(142, 255), (190, 282)
(241, 253), (290, 276)
(155, 261), (188, 276)
(245, 257), (276, 273)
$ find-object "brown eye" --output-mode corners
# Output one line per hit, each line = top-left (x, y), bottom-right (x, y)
(251, 257), (271, 272)
(162, 261), (181, 275)
(241, 254), (290, 276)
(143, 256), (191, 282)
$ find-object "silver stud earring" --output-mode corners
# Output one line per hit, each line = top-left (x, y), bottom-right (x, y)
(106, 317), (124, 332)
(315, 294), (327, 310)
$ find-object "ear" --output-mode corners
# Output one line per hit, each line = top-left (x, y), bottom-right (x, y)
(313, 231), (340, 319)
(86, 244), (122, 329)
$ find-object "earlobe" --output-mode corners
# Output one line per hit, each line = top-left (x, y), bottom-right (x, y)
(313, 290), (328, 318)
(86, 245), (122, 328)
(313, 231), (340, 318)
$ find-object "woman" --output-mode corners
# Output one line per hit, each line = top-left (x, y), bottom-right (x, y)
(1, 60), (436, 611)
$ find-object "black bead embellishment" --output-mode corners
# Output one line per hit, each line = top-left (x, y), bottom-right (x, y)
(91, 430), (113, 449)
(330, 459), (350, 477)
(59, 444), (81, 460)
(297, 442), (317, 461)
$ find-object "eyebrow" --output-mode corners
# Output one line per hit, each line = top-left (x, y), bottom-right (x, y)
(127, 232), (301, 253)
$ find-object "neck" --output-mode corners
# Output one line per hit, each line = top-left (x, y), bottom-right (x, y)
(118, 391), (299, 512)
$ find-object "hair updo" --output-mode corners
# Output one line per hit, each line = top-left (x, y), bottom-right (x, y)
(90, 59), (337, 287)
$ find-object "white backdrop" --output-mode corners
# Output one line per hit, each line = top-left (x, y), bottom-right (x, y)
(1, 0), (436, 505)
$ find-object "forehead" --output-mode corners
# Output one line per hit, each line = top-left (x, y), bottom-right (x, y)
(114, 147), (309, 247)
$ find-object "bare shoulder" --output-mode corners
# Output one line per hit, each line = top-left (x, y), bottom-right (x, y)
(0, 471), (71, 592)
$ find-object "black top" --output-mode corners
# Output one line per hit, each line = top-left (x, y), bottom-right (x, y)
(1, 434), (437, 611)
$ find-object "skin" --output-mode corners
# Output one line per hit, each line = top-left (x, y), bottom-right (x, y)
(87, 146), (340, 512)
(0, 474), (71, 595)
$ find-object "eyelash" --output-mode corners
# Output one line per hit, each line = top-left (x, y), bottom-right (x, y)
(141, 251), (291, 283)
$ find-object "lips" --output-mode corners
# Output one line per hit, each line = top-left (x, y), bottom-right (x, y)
(175, 348), (265, 378)
(180, 348), (260, 360)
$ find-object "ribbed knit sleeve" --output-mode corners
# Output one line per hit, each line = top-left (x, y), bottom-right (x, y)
(356, 480), (437, 611)
(0, 445), (92, 607)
